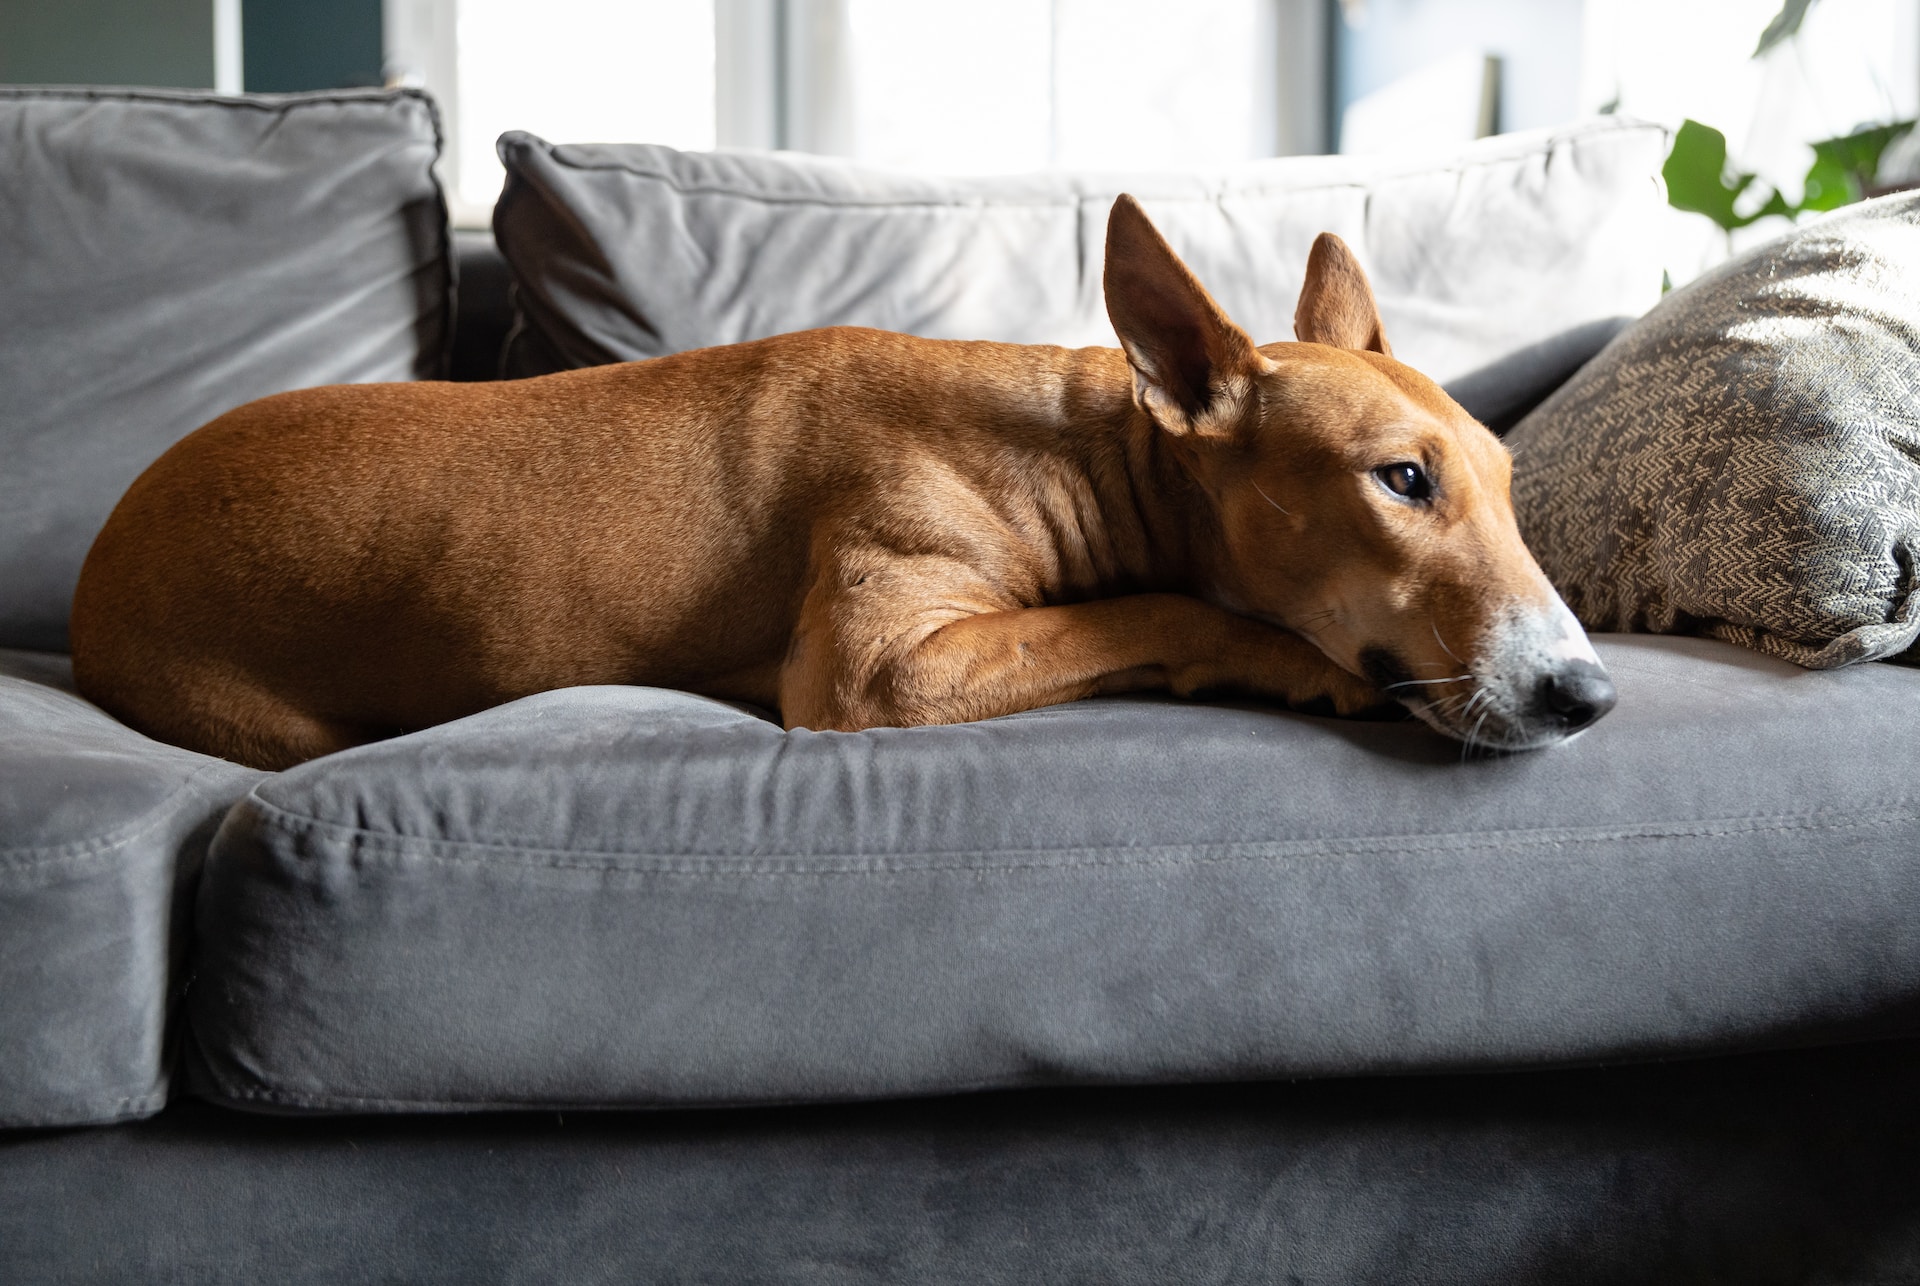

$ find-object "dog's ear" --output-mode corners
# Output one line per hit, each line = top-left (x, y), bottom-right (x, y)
(1104, 194), (1268, 439)
(1293, 233), (1392, 356)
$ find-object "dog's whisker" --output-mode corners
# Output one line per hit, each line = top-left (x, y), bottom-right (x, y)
(1431, 618), (1463, 665)
(1386, 674), (1471, 689)
(1251, 480), (1291, 516)
(1440, 687), (1493, 757)
(1463, 701), (1494, 761)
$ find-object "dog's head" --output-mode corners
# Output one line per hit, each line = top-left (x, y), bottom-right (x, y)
(1103, 194), (1612, 750)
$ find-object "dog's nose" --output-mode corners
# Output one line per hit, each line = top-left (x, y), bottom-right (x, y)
(1535, 661), (1616, 732)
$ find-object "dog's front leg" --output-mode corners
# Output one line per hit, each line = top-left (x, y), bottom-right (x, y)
(780, 589), (1387, 731)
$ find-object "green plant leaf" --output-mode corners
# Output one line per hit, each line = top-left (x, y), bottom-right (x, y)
(1663, 116), (1914, 236)
(1755, 188), (1795, 221)
(1801, 120), (1916, 209)
(1663, 119), (1778, 231)
(1754, 0), (1818, 57)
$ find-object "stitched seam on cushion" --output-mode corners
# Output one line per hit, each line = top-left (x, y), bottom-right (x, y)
(234, 795), (1920, 876)
(0, 1088), (167, 1129)
(0, 759), (243, 867)
(0, 86), (435, 118)
(204, 1079), (1047, 1112)
(534, 176), (1084, 211)
(523, 120), (1666, 209)
(209, 1084), (622, 1111)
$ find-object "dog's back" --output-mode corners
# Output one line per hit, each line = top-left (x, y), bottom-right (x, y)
(71, 328), (1136, 765)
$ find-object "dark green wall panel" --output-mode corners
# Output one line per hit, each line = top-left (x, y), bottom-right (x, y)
(244, 0), (384, 91)
(0, 0), (214, 88)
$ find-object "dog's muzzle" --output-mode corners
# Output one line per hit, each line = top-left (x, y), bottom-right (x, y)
(1395, 596), (1615, 752)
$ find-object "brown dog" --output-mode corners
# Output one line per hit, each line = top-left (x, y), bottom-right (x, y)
(70, 196), (1613, 771)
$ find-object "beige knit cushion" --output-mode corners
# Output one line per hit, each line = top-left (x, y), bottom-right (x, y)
(1508, 192), (1920, 668)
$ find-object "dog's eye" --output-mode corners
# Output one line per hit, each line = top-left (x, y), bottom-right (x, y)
(1375, 463), (1431, 501)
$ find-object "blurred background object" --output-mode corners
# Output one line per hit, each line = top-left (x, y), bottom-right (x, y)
(1332, 0), (1581, 150)
(1587, 0), (1918, 274)
(245, 0), (381, 92)
(0, 0), (242, 91)
(2, 0), (1916, 276)
(1338, 49), (1499, 155)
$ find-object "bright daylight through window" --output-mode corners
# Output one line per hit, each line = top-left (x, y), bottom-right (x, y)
(428, 0), (1282, 215)
(404, 0), (1918, 253)
(843, 0), (1278, 173)
(453, 0), (716, 212)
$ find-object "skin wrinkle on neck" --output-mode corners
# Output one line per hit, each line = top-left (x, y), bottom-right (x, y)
(986, 353), (1195, 609)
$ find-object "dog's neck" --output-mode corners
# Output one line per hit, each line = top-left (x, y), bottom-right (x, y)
(1017, 355), (1236, 608)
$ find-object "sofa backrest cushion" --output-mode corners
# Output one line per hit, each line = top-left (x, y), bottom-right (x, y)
(493, 118), (1668, 428)
(1509, 191), (1920, 669)
(0, 87), (451, 653)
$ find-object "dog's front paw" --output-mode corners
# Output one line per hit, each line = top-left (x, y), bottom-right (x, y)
(1166, 610), (1411, 720)
(1168, 659), (1253, 702)
(1285, 665), (1398, 719)
(1299, 670), (1403, 720)
(1170, 626), (1397, 719)
(1313, 671), (1405, 721)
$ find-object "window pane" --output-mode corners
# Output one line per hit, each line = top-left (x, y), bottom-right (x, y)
(1053, 0), (1275, 170)
(456, 0), (716, 209)
(844, 0), (1277, 174)
(845, 0), (1052, 174)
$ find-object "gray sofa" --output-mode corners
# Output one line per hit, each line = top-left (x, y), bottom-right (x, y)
(4, 87), (1920, 1284)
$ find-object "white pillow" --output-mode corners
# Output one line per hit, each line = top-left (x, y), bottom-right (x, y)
(494, 118), (1668, 425)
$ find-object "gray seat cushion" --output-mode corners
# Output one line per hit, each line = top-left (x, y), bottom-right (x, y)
(0, 651), (260, 1128)
(0, 87), (451, 651)
(189, 636), (1920, 1114)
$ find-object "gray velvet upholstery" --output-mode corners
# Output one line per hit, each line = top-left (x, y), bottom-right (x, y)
(450, 228), (515, 382)
(0, 651), (260, 1128)
(0, 87), (450, 651)
(189, 635), (1920, 1114)
(9, 1040), (1920, 1283)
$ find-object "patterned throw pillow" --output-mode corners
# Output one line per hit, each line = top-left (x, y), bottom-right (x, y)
(1507, 192), (1920, 668)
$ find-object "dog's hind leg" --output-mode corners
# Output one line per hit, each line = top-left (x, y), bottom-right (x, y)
(200, 701), (381, 772)
(97, 668), (384, 771)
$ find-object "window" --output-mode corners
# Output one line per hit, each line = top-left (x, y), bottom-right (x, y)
(841, 0), (1283, 174)
(385, 0), (1327, 222)
(452, 0), (716, 212)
